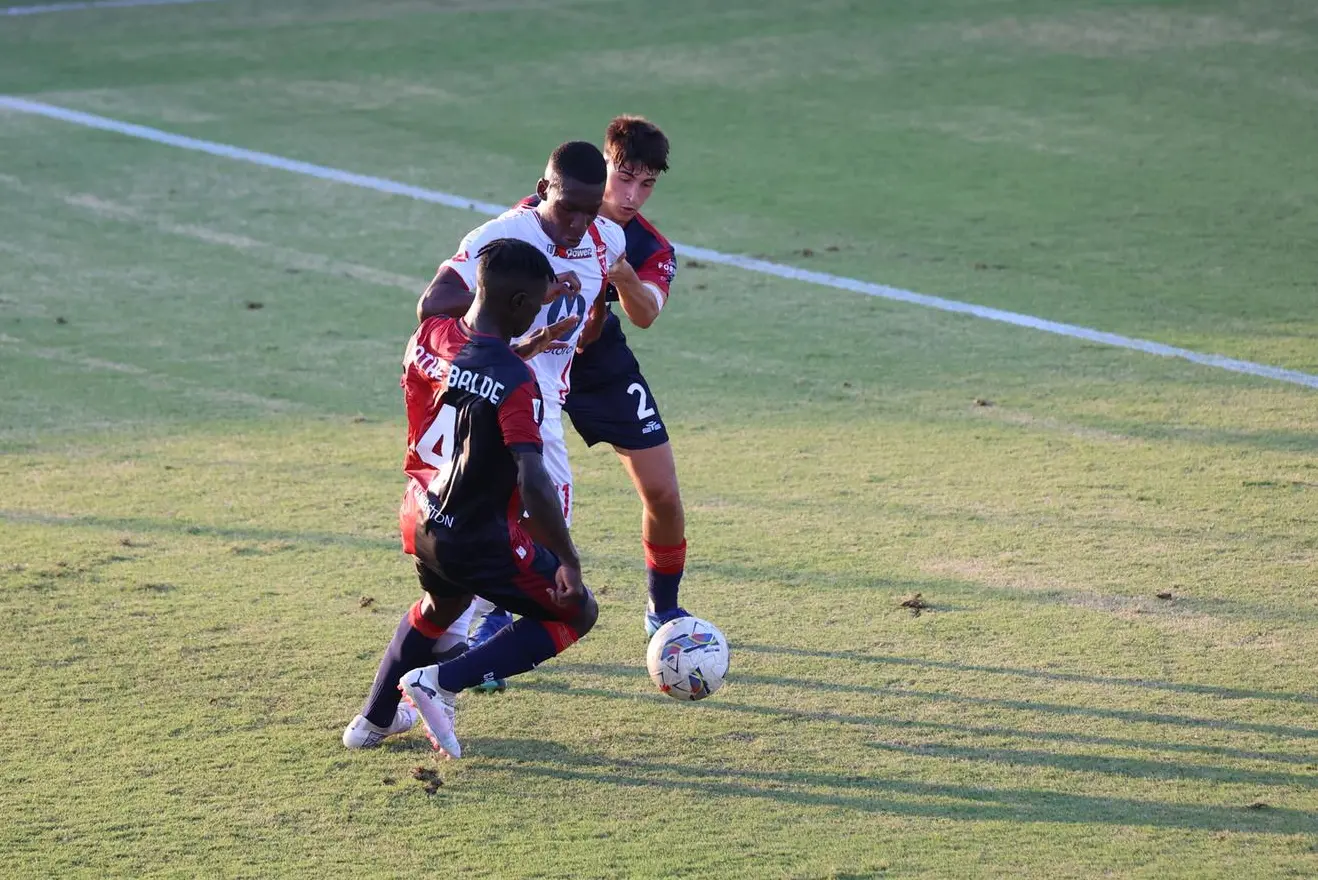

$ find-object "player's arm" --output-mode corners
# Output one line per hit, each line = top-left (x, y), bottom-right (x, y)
(417, 267), (475, 322)
(419, 223), (510, 322)
(500, 382), (583, 599)
(511, 315), (580, 359)
(608, 256), (664, 329)
(513, 449), (580, 575)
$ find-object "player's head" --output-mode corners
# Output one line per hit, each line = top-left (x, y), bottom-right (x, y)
(535, 140), (607, 249)
(473, 238), (556, 338)
(602, 115), (669, 225)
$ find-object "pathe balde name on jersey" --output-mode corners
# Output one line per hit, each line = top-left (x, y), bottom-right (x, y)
(413, 344), (507, 405)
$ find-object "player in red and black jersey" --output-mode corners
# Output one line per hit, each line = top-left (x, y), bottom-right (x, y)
(343, 239), (597, 757)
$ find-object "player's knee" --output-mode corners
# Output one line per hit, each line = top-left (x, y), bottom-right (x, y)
(641, 480), (683, 520)
(569, 588), (599, 638)
(634, 455), (681, 515)
(419, 592), (467, 626)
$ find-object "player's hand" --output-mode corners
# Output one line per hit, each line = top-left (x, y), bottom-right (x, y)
(512, 315), (579, 359)
(552, 563), (586, 606)
(546, 270), (582, 303)
(608, 255), (638, 285)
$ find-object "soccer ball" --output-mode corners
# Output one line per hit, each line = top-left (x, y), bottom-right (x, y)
(645, 616), (730, 701)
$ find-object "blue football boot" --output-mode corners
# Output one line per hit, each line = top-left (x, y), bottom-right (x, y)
(644, 604), (692, 639)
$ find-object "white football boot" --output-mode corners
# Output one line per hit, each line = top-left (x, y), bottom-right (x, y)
(342, 701), (417, 750)
(398, 665), (461, 758)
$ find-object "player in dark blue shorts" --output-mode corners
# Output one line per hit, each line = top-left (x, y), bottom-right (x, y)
(343, 239), (597, 756)
(469, 116), (692, 662)
(572, 115), (692, 638)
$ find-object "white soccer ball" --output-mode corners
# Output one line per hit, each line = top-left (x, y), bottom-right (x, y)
(646, 616), (730, 701)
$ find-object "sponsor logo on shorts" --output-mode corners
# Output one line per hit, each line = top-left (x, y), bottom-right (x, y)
(642, 420), (664, 435)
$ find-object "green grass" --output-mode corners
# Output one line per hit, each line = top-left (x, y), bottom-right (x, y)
(2, 1), (1316, 877)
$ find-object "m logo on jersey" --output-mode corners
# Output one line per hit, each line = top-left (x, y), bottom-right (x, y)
(546, 292), (588, 341)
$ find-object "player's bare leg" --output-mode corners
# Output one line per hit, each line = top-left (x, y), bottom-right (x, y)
(615, 442), (691, 635)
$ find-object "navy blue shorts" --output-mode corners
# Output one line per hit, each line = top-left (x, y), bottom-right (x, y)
(565, 370), (669, 450)
(410, 521), (581, 623)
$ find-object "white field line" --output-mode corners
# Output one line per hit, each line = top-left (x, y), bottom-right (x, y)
(3, 0), (219, 15)
(2, 95), (1315, 391)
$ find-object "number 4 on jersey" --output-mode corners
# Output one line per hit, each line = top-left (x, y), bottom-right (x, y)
(416, 403), (458, 489)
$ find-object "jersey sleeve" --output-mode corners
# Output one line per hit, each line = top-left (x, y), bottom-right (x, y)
(634, 243), (678, 302)
(438, 218), (509, 291)
(498, 379), (544, 452)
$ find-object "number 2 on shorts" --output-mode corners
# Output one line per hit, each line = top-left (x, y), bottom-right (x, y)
(627, 382), (656, 420)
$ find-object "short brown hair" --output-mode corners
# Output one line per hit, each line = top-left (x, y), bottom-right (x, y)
(604, 115), (670, 174)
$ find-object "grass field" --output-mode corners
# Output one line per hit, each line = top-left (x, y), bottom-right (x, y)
(2, 0), (1316, 877)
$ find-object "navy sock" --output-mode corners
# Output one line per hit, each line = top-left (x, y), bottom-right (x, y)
(361, 601), (445, 727)
(645, 539), (687, 613)
(435, 617), (576, 693)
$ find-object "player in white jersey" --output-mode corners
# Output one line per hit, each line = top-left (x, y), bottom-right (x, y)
(341, 141), (623, 748)
(419, 141), (625, 525)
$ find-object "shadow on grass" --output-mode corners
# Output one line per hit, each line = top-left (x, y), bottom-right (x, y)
(550, 662), (1318, 743)
(697, 557), (1318, 628)
(736, 642), (1318, 707)
(470, 737), (1316, 834)
(525, 674), (1318, 786)
(866, 741), (1318, 791)
(0, 509), (396, 552)
(1070, 420), (1318, 455)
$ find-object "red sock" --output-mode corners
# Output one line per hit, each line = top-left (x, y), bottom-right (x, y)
(644, 539), (686, 612)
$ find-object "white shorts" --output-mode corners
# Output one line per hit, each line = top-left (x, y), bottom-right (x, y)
(540, 411), (574, 526)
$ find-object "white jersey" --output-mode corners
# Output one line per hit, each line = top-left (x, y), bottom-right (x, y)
(440, 206), (626, 411)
